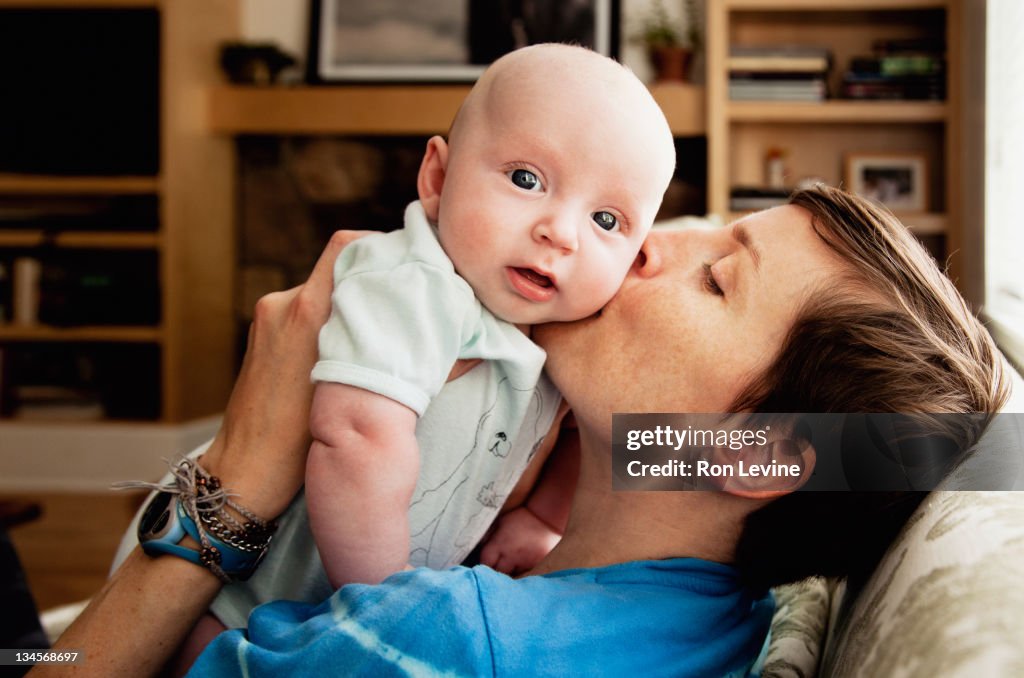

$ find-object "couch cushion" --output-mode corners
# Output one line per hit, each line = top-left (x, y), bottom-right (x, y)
(760, 577), (836, 678)
(764, 362), (1024, 677)
(820, 491), (1024, 677)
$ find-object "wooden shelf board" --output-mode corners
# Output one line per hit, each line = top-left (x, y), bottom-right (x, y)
(727, 101), (947, 123)
(0, 325), (163, 342)
(209, 84), (707, 136)
(209, 85), (470, 135)
(724, 0), (948, 10)
(894, 212), (948, 236)
(0, 0), (157, 6)
(650, 83), (706, 136)
(0, 231), (160, 248)
(0, 175), (160, 195)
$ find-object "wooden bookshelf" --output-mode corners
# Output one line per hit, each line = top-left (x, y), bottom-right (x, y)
(0, 0), (239, 423)
(726, 101), (948, 123)
(208, 83), (707, 137)
(707, 0), (962, 280)
(0, 231), (160, 249)
(0, 175), (160, 195)
(0, 324), (162, 342)
(721, 0), (947, 9)
(0, 0), (156, 6)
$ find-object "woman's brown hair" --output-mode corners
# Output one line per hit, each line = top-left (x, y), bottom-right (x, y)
(733, 185), (1010, 590)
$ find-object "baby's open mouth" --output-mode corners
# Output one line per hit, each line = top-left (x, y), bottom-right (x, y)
(515, 267), (554, 288)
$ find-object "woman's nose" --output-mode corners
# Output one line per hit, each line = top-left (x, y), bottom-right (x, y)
(532, 214), (579, 253)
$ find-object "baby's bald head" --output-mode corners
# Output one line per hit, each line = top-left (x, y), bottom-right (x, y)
(416, 44), (677, 325)
(447, 44), (675, 188)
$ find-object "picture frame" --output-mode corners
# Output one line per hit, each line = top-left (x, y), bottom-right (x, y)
(307, 0), (618, 83)
(844, 152), (929, 213)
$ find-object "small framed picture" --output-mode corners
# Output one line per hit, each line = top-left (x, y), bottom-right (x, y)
(844, 153), (929, 213)
(307, 0), (618, 83)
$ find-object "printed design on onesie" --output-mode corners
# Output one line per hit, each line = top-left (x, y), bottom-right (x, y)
(409, 378), (550, 568)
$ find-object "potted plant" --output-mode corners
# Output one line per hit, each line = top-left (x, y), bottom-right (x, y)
(639, 0), (701, 82)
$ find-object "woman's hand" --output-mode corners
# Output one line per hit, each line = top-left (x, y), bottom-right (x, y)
(41, 232), (372, 678)
(200, 231), (372, 519)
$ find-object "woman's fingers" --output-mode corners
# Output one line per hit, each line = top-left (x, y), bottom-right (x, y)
(201, 231), (372, 518)
(305, 230), (373, 297)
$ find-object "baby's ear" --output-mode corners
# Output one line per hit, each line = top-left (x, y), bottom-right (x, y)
(417, 136), (449, 221)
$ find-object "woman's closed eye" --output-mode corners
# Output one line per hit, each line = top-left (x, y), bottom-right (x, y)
(509, 168), (543, 192)
(702, 262), (723, 296)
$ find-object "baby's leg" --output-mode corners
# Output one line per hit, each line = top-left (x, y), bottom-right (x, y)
(166, 613), (226, 677)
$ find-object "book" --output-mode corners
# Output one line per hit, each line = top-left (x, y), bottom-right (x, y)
(729, 70), (829, 80)
(871, 37), (945, 55)
(727, 56), (829, 72)
(729, 80), (826, 102)
(728, 45), (831, 73)
(10, 384), (105, 421)
(730, 187), (792, 210)
(840, 73), (945, 100)
(840, 83), (944, 100)
(849, 55), (945, 77)
(730, 78), (826, 89)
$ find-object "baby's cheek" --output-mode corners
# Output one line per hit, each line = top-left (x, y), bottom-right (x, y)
(578, 270), (624, 316)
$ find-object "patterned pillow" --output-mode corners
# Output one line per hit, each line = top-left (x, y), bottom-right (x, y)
(820, 491), (1024, 677)
(761, 577), (835, 678)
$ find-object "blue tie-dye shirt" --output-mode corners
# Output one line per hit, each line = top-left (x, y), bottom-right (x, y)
(191, 558), (773, 677)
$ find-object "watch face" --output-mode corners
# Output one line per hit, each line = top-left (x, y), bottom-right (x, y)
(138, 491), (176, 541)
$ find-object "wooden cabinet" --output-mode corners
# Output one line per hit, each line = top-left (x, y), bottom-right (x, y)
(706, 0), (961, 275)
(0, 0), (239, 422)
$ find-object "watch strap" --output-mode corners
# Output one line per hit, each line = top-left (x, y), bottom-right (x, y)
(138, 492), (270, 581)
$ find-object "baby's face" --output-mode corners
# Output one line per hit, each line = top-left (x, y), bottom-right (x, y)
(435, 58), (675, 326)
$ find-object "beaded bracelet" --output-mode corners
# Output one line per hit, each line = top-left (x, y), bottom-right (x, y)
(115, 457), (278, 582)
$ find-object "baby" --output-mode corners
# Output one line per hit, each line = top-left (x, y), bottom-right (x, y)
(183, 43), (674, 655)
(304, 42), (676, 589)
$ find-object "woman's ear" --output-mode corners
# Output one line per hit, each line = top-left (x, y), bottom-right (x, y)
(719, 433), (817, 500)
(417, 135), (449, 221)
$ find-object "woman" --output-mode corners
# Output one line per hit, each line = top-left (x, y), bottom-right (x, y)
(38, 186), (1007, 677)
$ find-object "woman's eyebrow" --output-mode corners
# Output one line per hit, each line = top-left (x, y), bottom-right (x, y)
(732, 223), (763, 273)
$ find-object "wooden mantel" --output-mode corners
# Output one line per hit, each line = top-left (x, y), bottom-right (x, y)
(207, 84), (706, 137)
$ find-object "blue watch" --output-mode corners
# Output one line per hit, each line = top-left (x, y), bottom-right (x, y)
(137, 491), (270, 581)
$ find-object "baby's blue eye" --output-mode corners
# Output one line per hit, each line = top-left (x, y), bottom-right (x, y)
(593, 211), (618, 231)
(510, 169), (541, 191)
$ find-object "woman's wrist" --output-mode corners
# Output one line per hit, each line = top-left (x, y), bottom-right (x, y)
(197, 440), (293, 522)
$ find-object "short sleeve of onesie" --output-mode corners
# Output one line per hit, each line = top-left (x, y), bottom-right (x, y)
(311, 204), (481, 416)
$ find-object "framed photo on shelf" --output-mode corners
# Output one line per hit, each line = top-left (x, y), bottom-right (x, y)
(307, 0), (617, 83)
(844, 153), (929, 213)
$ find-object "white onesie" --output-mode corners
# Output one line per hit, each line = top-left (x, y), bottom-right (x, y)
(208, 201), (561, 628)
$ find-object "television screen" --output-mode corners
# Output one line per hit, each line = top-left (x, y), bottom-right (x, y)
(0, 9), (160, 176)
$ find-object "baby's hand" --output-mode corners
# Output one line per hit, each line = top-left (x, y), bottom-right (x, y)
(479, 506), (562, 576)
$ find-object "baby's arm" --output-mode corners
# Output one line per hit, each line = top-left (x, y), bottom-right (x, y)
(481, 412), (580, 575)
(306, 381), (419, 587)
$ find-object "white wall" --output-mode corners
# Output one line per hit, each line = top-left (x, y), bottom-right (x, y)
(241, 0), (309, 64)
